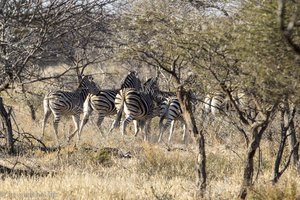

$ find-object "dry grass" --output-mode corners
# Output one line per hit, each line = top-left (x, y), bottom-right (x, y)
(1, 74), (300, 199)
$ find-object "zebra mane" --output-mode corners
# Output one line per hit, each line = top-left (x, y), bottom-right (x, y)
(120, 71), (141, 90)
(141, 77), (160, 101)
(77, 75), (92, 88)
(76, 75), (100, 95)
(142, 77), (158, 92)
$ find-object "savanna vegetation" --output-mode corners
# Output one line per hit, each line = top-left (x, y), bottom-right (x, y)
(0, 0), (300, 199)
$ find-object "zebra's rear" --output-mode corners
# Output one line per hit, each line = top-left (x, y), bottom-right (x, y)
(112, 77), (159, 139)
(115, 88), (154, 120)
(89, 90), (118, 116)
(79, 71), (142, 138)
(158, 97), (186, 143)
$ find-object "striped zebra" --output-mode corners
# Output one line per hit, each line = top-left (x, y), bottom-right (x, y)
(77, 71), (142, 140)
(158, 96), (187, 144)
(202, 91), (256, 121)
(202, 92), (232, 120)
(111, 77), (160, 140)
(41, 75), (99, 145)
(234, 92), (257, 119)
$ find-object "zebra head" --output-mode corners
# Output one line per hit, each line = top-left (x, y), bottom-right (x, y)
(120, 71), (142, 90)
(79, 75), (100, 95)
(142, 77), (159, 98)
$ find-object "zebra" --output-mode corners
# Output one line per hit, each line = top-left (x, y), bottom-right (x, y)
(202, 91), (257, 122)
(77, 71), (142, 140)
(41, 75), (99, 145)
(202, 92), (233, 121)
(202, 90), (258, 126)
(235, 92), (257, 119)
(110, 77), (160, 140)
(158, 96), (187, 144)
(119, 71), (142, 90)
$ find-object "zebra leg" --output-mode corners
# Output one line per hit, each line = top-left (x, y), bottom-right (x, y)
(158, 118), (165, 143)
(108, 118), (121, 134)
(159, 118), (172, 143)
(139, 120), (147, 141)
(133, 120), (140, 137)
(41, 109), (51, 140)
(53, 114), (60, 146)
(96, 115), (104, 136)
(146, 118), (152, 139)
(78, 106), (93, 140)
(108, 121), (115, 134)
(143, 120), (151, 141)
(71, 115), (81, 144)
(168, 120), (175, 144)
(121, 115), (133, 135)
(182, 121), (187, 144)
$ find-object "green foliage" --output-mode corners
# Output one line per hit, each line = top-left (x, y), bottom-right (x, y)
(116, 0), (300, 105)
(114, 0), (203, 84)
(233, 1), (300, 103)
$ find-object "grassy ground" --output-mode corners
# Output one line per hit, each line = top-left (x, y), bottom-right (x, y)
(1, 69), (300, 199)
(1, 111), (300, 200)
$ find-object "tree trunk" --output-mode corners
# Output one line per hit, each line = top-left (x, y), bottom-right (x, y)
(177, 88), (206, 195)
(0, 97), (14, 154)
(196, 130), (206, 196)
(288, 121), (299, 167)
(177, 89), (199, 137)
(273, 108), (289, 183)
(286, 104), (299, 170)
(239, 121), (268, 199)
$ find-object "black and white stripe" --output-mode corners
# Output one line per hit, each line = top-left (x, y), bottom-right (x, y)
(111, 77), (159, 140)
(202, 91), (256, 121)
(78, 71), (142, 139)
(158, 96), (186, 143)
(202, 92), (232, 119)
(120, 71), (142, 90)
(41, 75), (99, 145)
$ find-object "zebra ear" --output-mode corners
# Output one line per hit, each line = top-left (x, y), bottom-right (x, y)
(154, 77), (159, 85)
(87, 75), (93, 81)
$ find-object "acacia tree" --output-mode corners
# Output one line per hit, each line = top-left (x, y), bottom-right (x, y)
(277, 0), (300, 171)
(188, 1), (300, 197)
(0, 0), (117, 152)
(234, 2), (300, 197)
(0, 0), (116, 90)
(114, 0), (207, 195)
(278, 0), (300, 57)
(114, 0), (300, 198)
(182, 1), (300, 198)
(181, 15), (280, 198)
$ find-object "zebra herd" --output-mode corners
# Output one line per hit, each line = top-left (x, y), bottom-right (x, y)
(41, 72), (255, 146)
(41, 72), (184, 145)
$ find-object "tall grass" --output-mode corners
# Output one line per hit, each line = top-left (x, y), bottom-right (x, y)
(1, 68), (300, 199)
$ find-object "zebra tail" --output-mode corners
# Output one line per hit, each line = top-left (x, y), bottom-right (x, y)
(114, 91), (125, 128)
